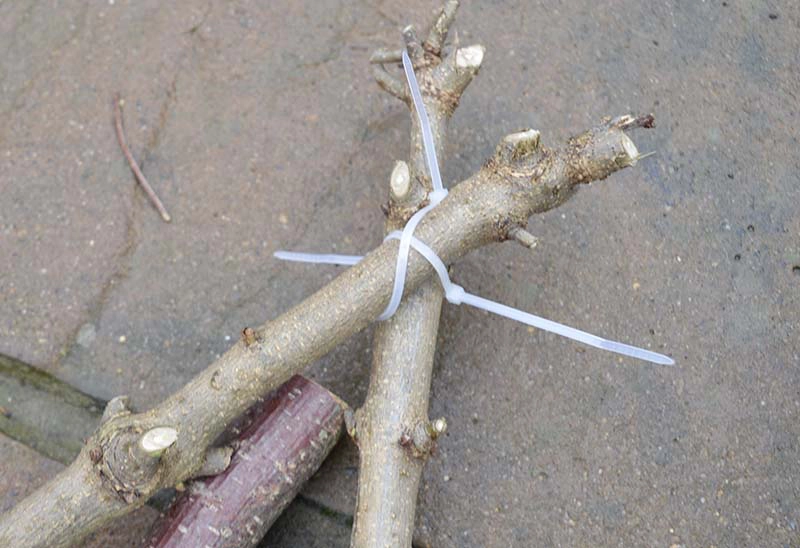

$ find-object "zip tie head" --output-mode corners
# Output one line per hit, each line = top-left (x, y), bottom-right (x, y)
(445, 284), (465, 305)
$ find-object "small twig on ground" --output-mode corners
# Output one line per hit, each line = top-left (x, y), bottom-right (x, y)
(113, 93), (172, 223)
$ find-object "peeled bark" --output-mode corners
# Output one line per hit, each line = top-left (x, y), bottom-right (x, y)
(145, 375), (344, 548)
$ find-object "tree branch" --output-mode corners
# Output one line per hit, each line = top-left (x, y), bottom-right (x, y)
(0, 24), (653, 548)
(0, 352), (344, 539)
(351, 3), (479, 546)
(0, 109), (650, 548)
(145, 375), (344, 548)
(424, 0), (460, 56)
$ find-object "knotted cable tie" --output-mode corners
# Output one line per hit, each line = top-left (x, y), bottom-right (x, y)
(273, 47), (675, 367)
(274, 231), (674, 366)
(377, 49), (449, 319)
(378, 189), (447, 320)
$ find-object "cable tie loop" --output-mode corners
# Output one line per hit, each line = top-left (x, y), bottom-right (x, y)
(269, 39), (675, 366)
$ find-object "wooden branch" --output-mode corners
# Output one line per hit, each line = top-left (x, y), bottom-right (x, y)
(424, 0), (460, 56)
(0, 354), (181, 512)
(351, 3), (476, 545)
(0, 30), (654, 548)
(145, 375), (344, 548)
(0, 114), (651, 548)
(0, 352), (341, 532)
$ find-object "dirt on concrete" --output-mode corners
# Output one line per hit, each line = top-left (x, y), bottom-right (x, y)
(1, 1), (798, 546)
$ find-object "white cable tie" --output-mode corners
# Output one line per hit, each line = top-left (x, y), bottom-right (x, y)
(383, 232), (675, 367)
(273, 250), (363, 266)
(402, 50), (444, 194)
(271, 42), (675, 367)
(273, 52), (446, 321)
(378, 190), (447, 320)
(376, 51), (451, 319)
(271, 236), (675, 366)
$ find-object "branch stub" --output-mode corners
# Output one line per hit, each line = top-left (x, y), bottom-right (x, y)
(390, 160), (412, 202)
(455, 45), (485, 69)
(140, 427), (178, 457)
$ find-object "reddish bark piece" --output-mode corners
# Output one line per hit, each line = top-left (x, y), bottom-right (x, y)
(145, 375), (344, 547)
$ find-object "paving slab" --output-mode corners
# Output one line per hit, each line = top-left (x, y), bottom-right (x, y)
(2, 1), (799, 546)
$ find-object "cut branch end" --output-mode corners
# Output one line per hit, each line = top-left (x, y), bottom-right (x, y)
(139, 427), (177, 457)
(455, 44), (485, 69)
(508, 227), (539, 250)
(402, 25), (423, 60)
(499, 129), (541, 161)
(390, 160), (412, 202)
(430, 417), (447, 438)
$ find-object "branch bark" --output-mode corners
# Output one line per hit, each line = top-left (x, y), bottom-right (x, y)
(350, 3), (480, 546)
(145, 375), (344, 547)
(0, 351), (343, 530)
(0, 25), (654, 548)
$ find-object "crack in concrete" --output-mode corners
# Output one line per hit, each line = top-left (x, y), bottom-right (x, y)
(56, 183), (141, 368)
(54, 51), (189, 366)
(294, 492), (428, 547)
(361, 0), (402, 27)
(295, 493), (353, 527)
(145, 74), (179, 153)
(183, 1), (213, 36)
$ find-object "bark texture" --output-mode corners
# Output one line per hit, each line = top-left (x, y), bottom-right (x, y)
(145, 375), (344, 548)
(0, 13), (653, 541)
(350, 3), (479, 546)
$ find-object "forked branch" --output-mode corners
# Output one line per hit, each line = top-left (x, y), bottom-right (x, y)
(351, 2), (480, 546)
